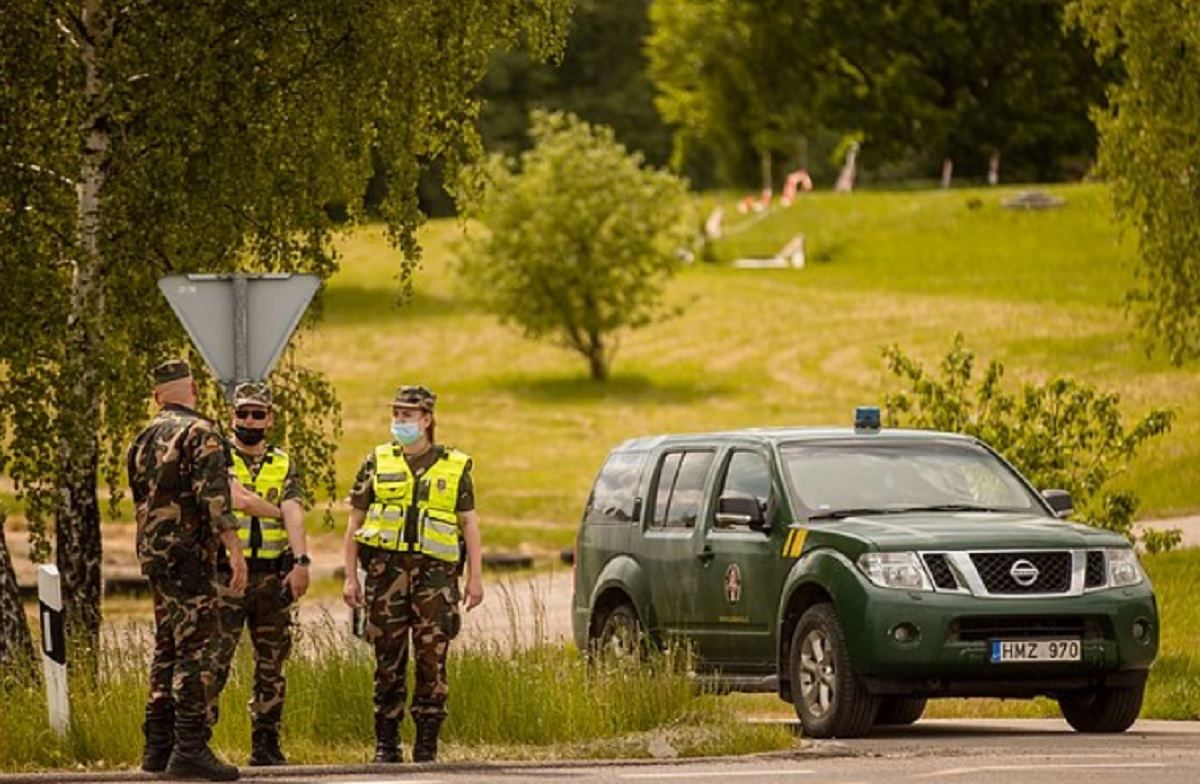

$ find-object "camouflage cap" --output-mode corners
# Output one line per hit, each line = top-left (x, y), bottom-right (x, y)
(233, 381), (273, 408)
(152, 359), (192, 385)
(390, 385), (437, 412)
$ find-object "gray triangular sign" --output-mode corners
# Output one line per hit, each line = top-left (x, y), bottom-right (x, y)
(158, 273), (320, 385)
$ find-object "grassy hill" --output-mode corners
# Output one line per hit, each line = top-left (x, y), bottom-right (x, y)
(298, 182), (1200, 553)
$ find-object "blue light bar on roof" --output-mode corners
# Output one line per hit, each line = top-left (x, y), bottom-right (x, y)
(855, 406), (881, 432)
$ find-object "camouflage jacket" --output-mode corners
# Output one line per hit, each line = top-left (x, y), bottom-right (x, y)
(127, 403), (238, 575)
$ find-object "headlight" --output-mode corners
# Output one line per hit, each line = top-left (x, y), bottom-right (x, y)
(1106, 548), (1144, 587)
(858, 552), (932, 591)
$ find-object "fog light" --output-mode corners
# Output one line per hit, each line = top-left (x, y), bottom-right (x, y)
(1132, 619), (1150, 640)
(891, 623), (919, 643)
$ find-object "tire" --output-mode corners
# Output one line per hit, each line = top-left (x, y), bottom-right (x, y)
(589, 602), (645, 662)
(876, 696), (927, 726)
(789, 603), (880, 738)
(1058, 682), (1145, 733)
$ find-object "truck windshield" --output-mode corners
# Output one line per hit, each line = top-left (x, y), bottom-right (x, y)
(780, 440), (1044, 518)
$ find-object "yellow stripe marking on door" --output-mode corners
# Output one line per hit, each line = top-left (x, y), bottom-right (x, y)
(789, 528), (809, 557)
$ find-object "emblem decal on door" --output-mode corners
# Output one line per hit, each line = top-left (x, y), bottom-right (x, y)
(724, 562), (743, 604)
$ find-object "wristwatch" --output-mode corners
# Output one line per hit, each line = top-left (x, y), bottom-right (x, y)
(294, 554), (312, 567)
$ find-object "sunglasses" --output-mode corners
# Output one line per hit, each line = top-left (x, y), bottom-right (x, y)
(235, 408), (269, 421)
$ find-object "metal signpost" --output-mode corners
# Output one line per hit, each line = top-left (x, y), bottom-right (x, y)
(38, 565), (68, 737)
(157, 273), (321, 392)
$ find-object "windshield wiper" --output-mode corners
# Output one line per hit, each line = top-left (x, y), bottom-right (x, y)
(809, 503), (1022, 520)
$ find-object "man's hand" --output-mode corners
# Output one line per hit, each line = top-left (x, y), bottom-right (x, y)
(343, 575), (363, 608)
(228, 552), (248, 594)
(285, 564), (310, 600)
(464, 574), (484, 612)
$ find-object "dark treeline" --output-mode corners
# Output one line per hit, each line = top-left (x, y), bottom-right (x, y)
(367, 0), (1112, 215)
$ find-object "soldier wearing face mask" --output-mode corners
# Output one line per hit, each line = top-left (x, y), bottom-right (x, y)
(210, 382), (310, 767)
(342, 385), (484, 764)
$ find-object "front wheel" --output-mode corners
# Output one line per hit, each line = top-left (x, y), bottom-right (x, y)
(789, 603), (880, 738)
(1058, 682), (1144, 733)
(876, 696), (927, 726)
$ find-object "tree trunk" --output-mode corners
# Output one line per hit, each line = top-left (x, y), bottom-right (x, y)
(585, 340), (609, 382)
(56, 0), (112, 660)
(0, 517), (36, 678)
(759, 147), (772, 194)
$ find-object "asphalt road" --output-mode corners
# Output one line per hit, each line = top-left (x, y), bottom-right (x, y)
(6, 719), (1197, 784)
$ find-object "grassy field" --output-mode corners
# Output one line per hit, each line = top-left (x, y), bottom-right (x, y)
(290, 182), (1200, 553)
(3, 182), (1196, 554)
(0, 624), (793, 771)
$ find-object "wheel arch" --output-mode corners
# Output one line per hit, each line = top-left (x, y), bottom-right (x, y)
(587, 554), (654, 642)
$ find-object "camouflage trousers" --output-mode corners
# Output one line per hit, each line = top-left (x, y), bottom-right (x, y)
(362, 550), (462, 721)
(147, 573), (220, 723)
(208, 568), (295, 732)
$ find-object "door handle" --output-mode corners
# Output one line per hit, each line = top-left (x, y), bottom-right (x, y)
(697, 547), (715, 564)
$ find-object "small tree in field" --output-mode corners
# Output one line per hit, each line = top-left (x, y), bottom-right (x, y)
(882, 334), (1179, 552)
(459, 111), (691, 381)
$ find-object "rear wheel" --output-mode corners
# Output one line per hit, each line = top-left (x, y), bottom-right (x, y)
(876, 696), (927, 726)
(789, 603), (879, 738)
(1058, 683), (1144, 733)
(589, 603), (644, 662)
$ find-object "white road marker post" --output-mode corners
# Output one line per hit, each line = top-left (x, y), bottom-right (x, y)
(38, 564), (69, 737)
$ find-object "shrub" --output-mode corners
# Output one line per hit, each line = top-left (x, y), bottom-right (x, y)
(882, 333), (1178, 551)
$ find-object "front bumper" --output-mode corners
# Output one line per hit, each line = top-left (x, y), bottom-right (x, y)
(843, 581), (1158, 696)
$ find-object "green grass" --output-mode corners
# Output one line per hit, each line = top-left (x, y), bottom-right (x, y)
(294, 182), (1198, 553)
(0, 623), (794, 771)
(9, 182), (1198, 553)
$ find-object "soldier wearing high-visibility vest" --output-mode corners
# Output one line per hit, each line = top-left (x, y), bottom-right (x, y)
(343, 385), (485, 764)
(210, 382), (310, 767)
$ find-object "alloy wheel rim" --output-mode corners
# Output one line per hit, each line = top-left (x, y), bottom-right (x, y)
(799, 628), (836, 717)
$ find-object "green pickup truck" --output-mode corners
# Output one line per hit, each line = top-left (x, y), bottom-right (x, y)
(571, 411), (1158, 737)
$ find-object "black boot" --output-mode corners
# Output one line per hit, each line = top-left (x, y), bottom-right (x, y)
(164, 712), (240, 781)
(412, 717), (442, 763)
(248, 728), (286, 766)
(141, 698), (175, 773)
(372, 715), (402, 764)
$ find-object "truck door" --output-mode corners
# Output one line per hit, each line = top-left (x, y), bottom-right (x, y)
(688, 448), (778, 667)
(640, 448), (716, 640)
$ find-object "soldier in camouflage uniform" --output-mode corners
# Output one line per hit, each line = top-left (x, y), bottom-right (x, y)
(127, 360), (248, 782)
(208, 382), (310, 766)
(342, 385), (485, 763)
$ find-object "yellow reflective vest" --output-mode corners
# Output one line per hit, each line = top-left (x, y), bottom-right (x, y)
(354, 445), (470, 562)
(230, 447), (291, 560)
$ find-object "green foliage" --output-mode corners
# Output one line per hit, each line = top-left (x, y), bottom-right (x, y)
(480, 0), (672, 168)
(0, 0), (571, 638)
(647, 0), (1107, 187)
(882, 333), (1176, 547)
(458, 111), (692, 381)
(1069, 0), (1200, 364)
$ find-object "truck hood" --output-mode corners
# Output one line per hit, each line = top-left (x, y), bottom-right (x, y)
(806, 511), (1129, 551)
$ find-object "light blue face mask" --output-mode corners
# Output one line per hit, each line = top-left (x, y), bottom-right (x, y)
(391, 421), (422, 445)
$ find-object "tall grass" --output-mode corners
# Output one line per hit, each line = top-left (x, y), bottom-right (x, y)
(0, 613), (794, 771)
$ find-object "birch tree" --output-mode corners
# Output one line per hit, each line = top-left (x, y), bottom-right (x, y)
(0, 0), (569, 664)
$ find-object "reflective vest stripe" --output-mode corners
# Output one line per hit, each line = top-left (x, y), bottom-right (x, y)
(355, 445), (469, 563)
(231, 448), (290, 560)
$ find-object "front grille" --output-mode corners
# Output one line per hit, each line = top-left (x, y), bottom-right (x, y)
(970, 551), (1071, 594)
(923, 554), (959, 590)
(1085, 551), (1106, 588)
(952, 615), (1105, 642)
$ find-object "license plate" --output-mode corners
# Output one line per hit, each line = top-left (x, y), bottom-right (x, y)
(990, 639), (1081, 663)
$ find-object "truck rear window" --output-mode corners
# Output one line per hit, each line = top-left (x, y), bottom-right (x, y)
(584, 452), (646, 524)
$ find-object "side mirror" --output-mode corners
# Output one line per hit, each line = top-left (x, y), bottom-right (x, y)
(1042, 489), (1073, 519)
(716, 493), (766, 531)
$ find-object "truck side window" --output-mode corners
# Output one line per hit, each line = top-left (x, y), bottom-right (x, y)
(651, 450), (716, 530)
(715, 451), (772, 531)
(584, 451), (646, 524)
